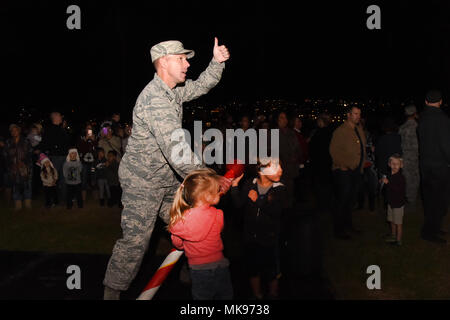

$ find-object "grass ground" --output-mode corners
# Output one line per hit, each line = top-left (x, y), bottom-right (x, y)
(0, 194), (123, 255)
(1, 191), (450, 299)
(320, 198), (450, 299)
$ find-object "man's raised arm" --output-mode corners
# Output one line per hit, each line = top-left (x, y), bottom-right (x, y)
(180, 37), (230, 103)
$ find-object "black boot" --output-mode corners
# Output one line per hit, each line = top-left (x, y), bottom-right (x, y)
(100, 199), (105, 207)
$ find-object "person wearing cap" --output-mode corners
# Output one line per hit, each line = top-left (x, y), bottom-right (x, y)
(417, 90), (450, 244)
(4, 124), (33, 210)
(399, 104), (420, 207)
(103, 38), (231, 299)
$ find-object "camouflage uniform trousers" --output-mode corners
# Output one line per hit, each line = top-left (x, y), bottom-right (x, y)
(403, 159), (420, 205)
(103, 163), (179, 291)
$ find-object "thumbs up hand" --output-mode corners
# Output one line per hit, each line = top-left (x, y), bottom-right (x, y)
(213, 37), (230, 63)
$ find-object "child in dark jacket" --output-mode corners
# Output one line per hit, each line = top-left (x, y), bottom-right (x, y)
(231, 157), (286, 300)
(382, 154), (406, 246)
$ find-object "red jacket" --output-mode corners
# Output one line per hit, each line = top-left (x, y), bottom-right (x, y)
(169, 204), (224, 266)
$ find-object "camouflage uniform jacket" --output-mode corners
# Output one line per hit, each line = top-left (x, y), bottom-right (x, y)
(399, 119), (418, 160)
(122, 59), (225, 186)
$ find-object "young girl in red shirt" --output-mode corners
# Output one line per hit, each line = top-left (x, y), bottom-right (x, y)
(168, 168), (233, 300)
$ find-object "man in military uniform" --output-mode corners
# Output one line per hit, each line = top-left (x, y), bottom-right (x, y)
(103, 38), (230, 299)
(399, 105), (420, 207)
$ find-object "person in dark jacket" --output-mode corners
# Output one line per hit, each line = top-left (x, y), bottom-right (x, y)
(375, 117), (402, 178)
(309, 113), (333, 212)
(417, 90), (450, 244)
(105, 150), (122, 208)
(357, 118), (378, 212)
(277, 112), (301, 209)
(382, 154), (406, 246)
(27, 124), (43, 197)
(231, 157), (286, 300)
(40, 112), (71, 205)
(293, 116), (310, 203)
(94, 148), (109, 206)
(4, 124), (33, 210)
(77, 124), (98, 202)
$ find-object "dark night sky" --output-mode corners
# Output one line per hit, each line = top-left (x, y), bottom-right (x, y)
(1, 0), (450, 122)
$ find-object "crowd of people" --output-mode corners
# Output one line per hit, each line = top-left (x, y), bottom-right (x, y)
(1, 91), (449, 299)
(165, 89), (450, 299)
(0, 112), (129, 211)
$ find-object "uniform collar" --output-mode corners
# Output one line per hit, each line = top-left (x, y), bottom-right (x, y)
(153, 73), (176, 102)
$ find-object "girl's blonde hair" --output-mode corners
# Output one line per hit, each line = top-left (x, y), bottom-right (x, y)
(168, 168), (221, 229)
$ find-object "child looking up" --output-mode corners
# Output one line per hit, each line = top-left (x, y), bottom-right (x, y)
(231, 157), (286, 300)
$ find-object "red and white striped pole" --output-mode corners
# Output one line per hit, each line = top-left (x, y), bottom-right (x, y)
(137, 249), (184, 300)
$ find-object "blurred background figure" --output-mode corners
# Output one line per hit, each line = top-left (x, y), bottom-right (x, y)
(329, 106), (366, 240)
(399, 104), (420, 208)
(77, 123), (98, 202)
(418, 90), (450, 244)
(293, 116), (310, 203)
(357, 118), (377, 212)
(309, 113), (333, 212)
(277, 111), (301, 209)
(40, 112), (70, 206)
(4, 124), (33, 210)
(26, 123), (43, 198)
(98, 124), (122, 161)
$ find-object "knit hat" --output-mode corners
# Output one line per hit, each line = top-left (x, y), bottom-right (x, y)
(66, 148), (81, 162)
(404, 104), (417, 116)
(37, 153), (53, 168)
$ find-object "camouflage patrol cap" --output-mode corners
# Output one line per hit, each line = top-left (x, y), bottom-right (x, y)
(150, 40), (195, 63)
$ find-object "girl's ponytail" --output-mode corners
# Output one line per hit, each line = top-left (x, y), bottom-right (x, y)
(168, 184), (191, 229)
